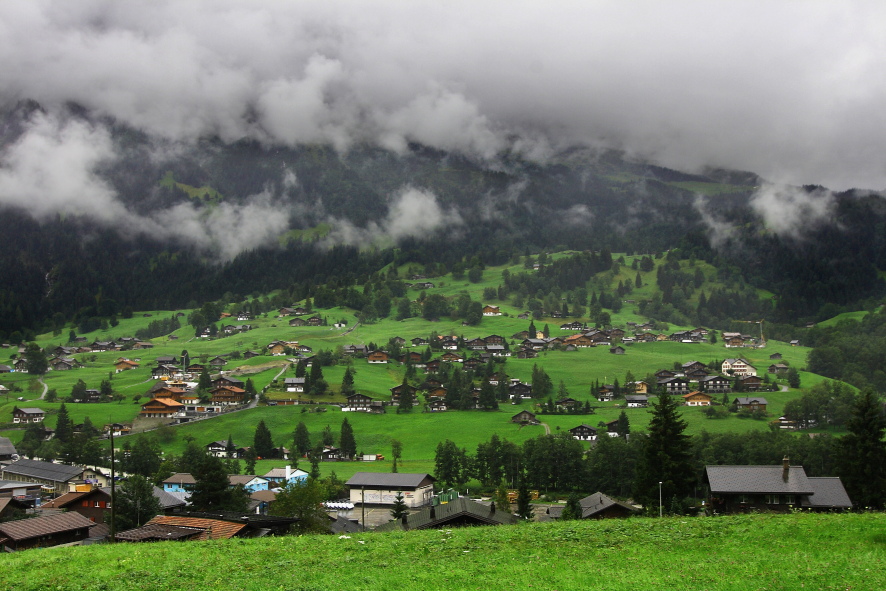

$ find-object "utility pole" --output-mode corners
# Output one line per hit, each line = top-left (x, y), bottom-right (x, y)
(659, 481), (663, 518)
(109, 426), (116, 542)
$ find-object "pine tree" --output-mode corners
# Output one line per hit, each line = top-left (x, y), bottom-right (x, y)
(198, 366), (212, 392)
(114, 475), (162, 531)
(55, 403), (73, 443)
(397, 379), (415, 414)
(321, 424), (334, 447)
(390, 491), (409, 520)
(478, 381), (498, 410)
(616, 410), (631, 437)
(633, 393), (694, 512)
(341, 366), (355, 396)
(560, 491), (582, 520)
(516, 479), (534, 520)
(293, 421), (311, 456)
(528, 320), (537, 336)
(339, 417), (357, 459)
(253, 420), (274, 459)
(24, 342), (48, 375)
(838, 389), (886, 509)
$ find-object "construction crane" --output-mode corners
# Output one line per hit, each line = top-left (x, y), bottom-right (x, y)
(737, 319), (765, 347)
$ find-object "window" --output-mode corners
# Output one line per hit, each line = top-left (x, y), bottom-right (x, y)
(765, 494), (780, 505)
(784, 495), (796, 505)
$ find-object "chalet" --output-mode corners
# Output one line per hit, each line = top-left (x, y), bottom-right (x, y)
(790, 340), (800, 347)
(426, 386), (448, 400)
(284, 377), (306, 392)
(243, 350), (261, 359)
(345, 472), (436, 507)
(151, 386), (187, 401)
(556, 397), (580, 410)
(769, 352), (783, 360)
(116, 515), (248, 542)
(515, 347), (538, 359)
(209, 356), (227, 367)
(603, 419), (621, 437)
(425, 359), (441, 373)
(596, 386), (615, 402)
(427, 399), (448, 412)
(156, 355), (179, 366)
(768, 363), (789, 374)
(41, 487), (114, 526)
(682, 391), (713, 406)
(206, 440), (244, 458)
(560, 321), (584, 330)
(390, 384), (419, 399)
(482, 305), (502, 316)
(654, 369), (676, 380)
(628, 381), (649, 394)
(162, 473), (197, 493)
(548, 492), (638, 520)
(441, 352), (465, 364)
(277, 307), (296, 317)
(698, 375), (731, 393)
(140, 396), (185, 418)
(635, 332), (657, 343)
(569, 424), (598, 441)
(288, 318), (307, 327)
(12, 407), (45, 424)
(685, 367), (710, 380)
(511, 410), (538, 425)
(466, 337), (487, 350)
(344, 393), (383, 413)
(706, 458), (851, 513)
(49, 357), (77, 371)
(264, 466), (309, 487)
(609, 345), (626, 355)
(412, 282), (435, 290)
(734, 396), (768, 412)
(0, 364), (11, 373)
(152, 364), (180, 379)
(0, 512), (95, 551)
(411, 337), (429, 347)
(13, 358), (28, 372)
(737, 375), (764, 392)
(320, 446), (343, 462)
(509, 383), (532, 399)
(441, 339), (459, 350)
(210, 386), (246, 406)
(90, 341), (117, 352)
(114, 358), (139, 372)
(307, 316), (323, 326)
(462, 357), (481, 371)
(658, 377), (690, 394)
(625, 395), (649, 408)
(722, 358), (757, 377)
(682, 361), (707, 373)
(367, 351), (389, 364)
(377, 497), (517, 531)
(133, 341), (154, 349)
(104, 423), (132, 437)
(214, 376), (244, 389)
(343, 344), (369, 356)
(0, 437), (18, 461)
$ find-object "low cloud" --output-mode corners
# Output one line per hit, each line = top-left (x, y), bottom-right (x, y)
(693, 195), (737, 249)
(749, 183), (836, 238)
(323, 186), (462, 247)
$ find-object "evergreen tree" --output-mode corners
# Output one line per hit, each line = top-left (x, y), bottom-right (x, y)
(197, 366), (212, 392)
(633, 393), (694, 512)
(492, 479), (511, 511)
(561, 491), (582, 520)
(293, 421), (311, 456)
(24, 342), (48, 375)
(434, 439), (470, 488)
(391, 439), (403, 473)
(787, 367), (801, 389)
(543, 324), (550, 338)
(55, 403), (74, 443)
(339, 417), (357, 459)
(321, 425), (335, 447)
(269, 478), (329, 534)
(244, 378), (257, 397)
(309, 446), (322, 480)
(253, 420), (274, 459)
(838, 389), (886, 509)
(70, 379), (88, 402)
(243, 447), (258, 475)
(528, 320), (537, 336)
(397, 379), (415, 413)
(189, 453), (248, 512)
(616, 410), (631, 438)
(341, 366), (356, 396)
(114, 475), (163, 531)
(390, 491), (409, 520)
(516, 478), (534, 520)
(478, 380), (498, 410)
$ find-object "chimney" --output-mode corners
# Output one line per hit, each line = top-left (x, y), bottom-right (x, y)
(782, 456), (790, 481)
(490, 501), (496, 515)
(285, 465), (291, 481)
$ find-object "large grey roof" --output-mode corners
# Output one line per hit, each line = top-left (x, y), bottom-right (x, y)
(706, 465), (814, 494)
(578, 492), (639, 518)
(734, 397), (769, 405)
(345, 472), (434, 489)
(0, 437), (17, 457)
(375, 497), (516, 531)
(2, 459), (83, 483)
(801, 478), (853, 509)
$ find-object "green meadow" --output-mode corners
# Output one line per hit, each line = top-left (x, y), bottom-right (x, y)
(0, 513), (881, 591)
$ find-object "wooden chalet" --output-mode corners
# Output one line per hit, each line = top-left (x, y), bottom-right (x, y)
(682, 391), (713, 406)
(367, 351), (389, 364)
(12, 407), (45, 424)
(210, 386), (246, 406)
(511, 410), (538, 424)
(734, 396), (768, 412)
(569, 424), (597, 441)
(737, 375), (764, 392)
(140, 398), (184, 418)
(698, 375), (731, 393)
(0, 512), (95, 551)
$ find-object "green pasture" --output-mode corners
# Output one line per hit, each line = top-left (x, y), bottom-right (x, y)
(0, 513), (881, 591)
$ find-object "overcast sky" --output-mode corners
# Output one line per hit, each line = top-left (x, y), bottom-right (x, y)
(2, 0), (885, 191)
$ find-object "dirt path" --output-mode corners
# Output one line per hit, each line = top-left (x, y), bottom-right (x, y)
(38, 377), (48, 400)
(540, 422), (551, 435)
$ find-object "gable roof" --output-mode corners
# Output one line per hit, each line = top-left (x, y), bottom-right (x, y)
(376, 497), (516, 531)
(578, 492), (639, 518)
(142, 515), (247, 540)
(345, 472), (435, 489)
(706, 465), (814, 495)
(0, 437), (17, 457)
(2, 459), (84, 483)
(0, 511), (94, 541)
(163, 473), (197, 486)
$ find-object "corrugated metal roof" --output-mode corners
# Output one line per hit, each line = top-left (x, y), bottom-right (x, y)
(345, 472), (435, 488)
(706, 465), (814, 494)
(2, 459), (83, 483)
(0, 511), (94, 541)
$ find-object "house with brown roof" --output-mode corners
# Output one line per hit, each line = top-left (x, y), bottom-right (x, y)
(0, 511), (96, 551)
(511, 410), (538, 425)
(140, 397), (184, 418)
(734, 396), (768, 412)
(12, 407), (45, 423)
(547, 492), (639, 520)
(115, 514), (247, 542)
(682, 391), (713, 406)
(377, 497), (517, 531)
(114, 358), (140, 372)
(210, 386), (246, 406)
(482, 305), (502, 316)
(367, 351), (389, 364)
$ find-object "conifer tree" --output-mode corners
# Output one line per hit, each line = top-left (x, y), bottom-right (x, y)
(339, 417), (357, 459)
(516, 478), (534, 520)
(55, 403), (74, 443)
(293, 421), (311, 457)
(838, 389), (886, 509)
(633, 393), (694, 512)
(253, 419), (274, 459)
(341, 366), (355, 396)
(390, 491), (409, 520)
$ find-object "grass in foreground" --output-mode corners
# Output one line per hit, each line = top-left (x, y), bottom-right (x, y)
(0, 513), (882, 590)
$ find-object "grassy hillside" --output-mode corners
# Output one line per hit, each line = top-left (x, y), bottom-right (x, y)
(0, 513), (882, 590)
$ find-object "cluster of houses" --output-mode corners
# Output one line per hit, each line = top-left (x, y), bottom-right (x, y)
(139, 374), (251, 421)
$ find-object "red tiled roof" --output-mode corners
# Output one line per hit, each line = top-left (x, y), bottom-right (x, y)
(145, 515), (246, 540)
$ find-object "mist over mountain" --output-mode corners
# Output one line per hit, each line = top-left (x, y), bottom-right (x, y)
(2, 2), (886, 337)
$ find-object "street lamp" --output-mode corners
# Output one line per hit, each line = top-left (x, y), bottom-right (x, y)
(659, 481), (663, 517)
